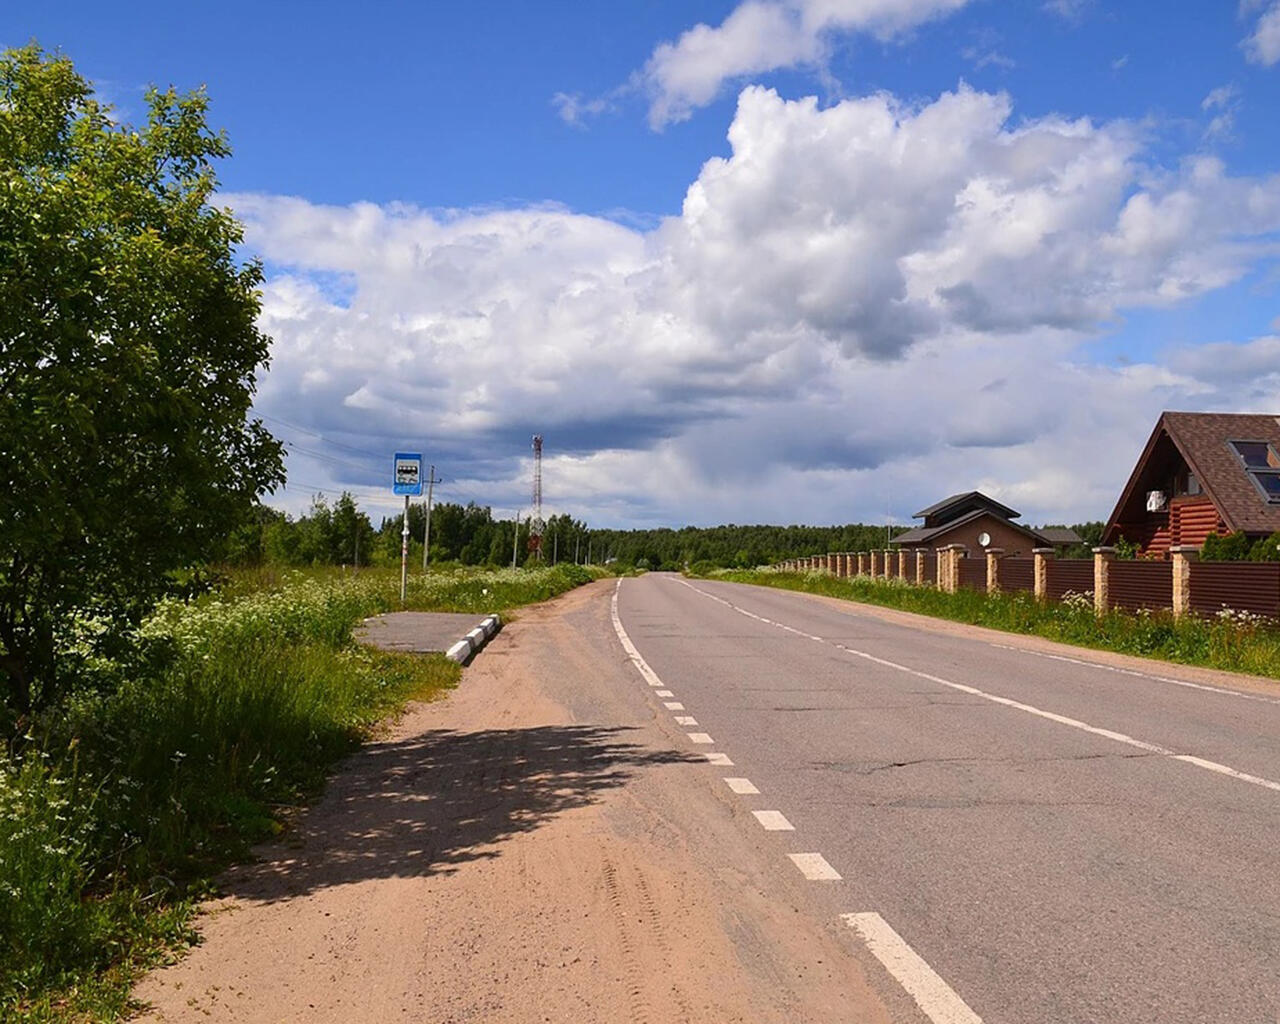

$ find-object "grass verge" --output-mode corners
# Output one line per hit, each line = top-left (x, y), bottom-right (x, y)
(701, 568), (1280, 680)
(2, 562), (602, 1021)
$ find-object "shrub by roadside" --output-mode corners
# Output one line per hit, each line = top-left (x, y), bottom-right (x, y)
(698, 568), (1280, 679)
(1, 562), (601, 1021)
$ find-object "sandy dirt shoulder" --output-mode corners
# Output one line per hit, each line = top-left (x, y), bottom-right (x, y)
(132, 580), (890, 1024)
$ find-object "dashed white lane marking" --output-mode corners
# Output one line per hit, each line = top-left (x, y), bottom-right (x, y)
(752, 810), (795, 831)
(675, 715), (698, 726)
(789, 853), (841, 880)
(842, 913), (983, 1024)
(724, 777), (760, 795)
(705, 752), (734, 765)
(655, 689), (675, 698)
(675, 579), (1280, 797)
(989, 642), (1280, 707)
(663, 701), (685, 710)
(688, 732), (715, 744)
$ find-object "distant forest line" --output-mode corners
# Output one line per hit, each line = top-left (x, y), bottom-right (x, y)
(225, 495), (1105, 570)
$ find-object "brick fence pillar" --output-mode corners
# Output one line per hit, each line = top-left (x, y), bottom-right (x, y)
(827, 553), (837, 573)
(986, 548), (1005, 594)
(915, 549), (926, 585)
(883, 549), (895, 580)
(939, 545), (962, 593)
(1032, 547), (1054, 601)
(856, 552), (866, 576)
(1093, 547), (1115, 614)
(1170, 545), (1199, 619)
(897, 549), (908, 579)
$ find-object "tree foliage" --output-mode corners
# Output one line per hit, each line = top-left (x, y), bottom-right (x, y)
(0, 46), (283, 715)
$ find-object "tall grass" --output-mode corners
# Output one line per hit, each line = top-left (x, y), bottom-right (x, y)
(1, 562), (601, 1020)
(705, 568), (1280, 679)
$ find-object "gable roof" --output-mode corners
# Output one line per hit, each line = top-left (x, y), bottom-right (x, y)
(1105, 411), (1280, 537)
(891, 508), (1052, 546)
(913, 490), (1020, 523)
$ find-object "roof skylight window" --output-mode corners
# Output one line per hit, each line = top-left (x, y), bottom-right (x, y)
(1229, 440), (1280, 503)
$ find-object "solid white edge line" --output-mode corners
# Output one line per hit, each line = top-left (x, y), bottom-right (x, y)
(842, 913), (983, 1024)
(789, 853), (841, 880)
(610, 580), (667, 689)
(676, 578), (1280, 797)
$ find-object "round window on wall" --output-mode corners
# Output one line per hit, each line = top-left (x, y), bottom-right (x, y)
(977, 532), (991, 547)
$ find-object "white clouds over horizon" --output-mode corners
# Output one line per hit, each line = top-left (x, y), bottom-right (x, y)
(235, 84), (1280, 528)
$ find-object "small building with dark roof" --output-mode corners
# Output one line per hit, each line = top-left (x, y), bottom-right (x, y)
(891, 491), (1080, 556)
(1103, 411), (1280, 558)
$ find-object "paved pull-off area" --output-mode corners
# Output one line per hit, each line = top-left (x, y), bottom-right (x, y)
(136, 574), (1280, 1023)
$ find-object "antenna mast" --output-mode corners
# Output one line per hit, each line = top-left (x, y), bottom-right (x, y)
(529, 435), (544, 560)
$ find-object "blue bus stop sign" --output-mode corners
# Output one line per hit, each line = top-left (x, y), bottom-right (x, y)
(393, 452), (423, 496)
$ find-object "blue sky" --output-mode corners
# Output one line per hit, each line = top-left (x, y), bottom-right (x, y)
(9, 1), (1280, 527)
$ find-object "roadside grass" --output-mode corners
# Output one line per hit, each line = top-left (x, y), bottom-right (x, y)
(2, 562), (602, 1022)
(700, 568), (1280, 679)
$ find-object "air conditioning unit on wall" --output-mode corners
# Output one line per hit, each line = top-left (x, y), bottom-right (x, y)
(1146, 490), (1167, 512)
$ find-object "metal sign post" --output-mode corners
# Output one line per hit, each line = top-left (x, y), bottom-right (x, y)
(393, 452), (423, 603)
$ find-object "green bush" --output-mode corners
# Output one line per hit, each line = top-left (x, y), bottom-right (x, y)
(1202, 531), (1254, 561)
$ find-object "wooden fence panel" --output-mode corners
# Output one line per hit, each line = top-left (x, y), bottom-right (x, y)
(1188, 562), (1280, 619)
(1108, 560), (1173, 612)
(1046, 560), (1093, 601)
(999, 558), (1034, 592)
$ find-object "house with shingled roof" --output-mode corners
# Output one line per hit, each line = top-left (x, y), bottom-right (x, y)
(1103, 411), (1280, 558)
(890, 491), (1080, 557)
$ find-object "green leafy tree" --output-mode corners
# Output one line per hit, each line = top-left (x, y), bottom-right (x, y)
(1202, 531), (1253, 562)
(0, 46), (284, 715)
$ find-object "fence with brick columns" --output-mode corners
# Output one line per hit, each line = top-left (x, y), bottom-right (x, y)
(767, 544), (1280, 621)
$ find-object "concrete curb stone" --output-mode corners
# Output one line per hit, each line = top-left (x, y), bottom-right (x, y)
(445, 613), (502, 664)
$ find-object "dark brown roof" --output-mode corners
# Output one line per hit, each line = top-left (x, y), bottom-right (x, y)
(913, 490), (1020, 522)
(1037, 527), (1083, 545)
(891, 509), (1049, 546)
(1106, 411), (1280, 537)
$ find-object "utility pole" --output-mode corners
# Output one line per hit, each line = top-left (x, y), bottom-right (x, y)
(574, 533), (580, 565)
(587, 537), (592, 565)
(512, 512), (521, 569)
(421, 465), (439, 571)
(553, 531), (558, 565)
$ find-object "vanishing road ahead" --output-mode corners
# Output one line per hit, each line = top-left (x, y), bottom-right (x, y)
(138, 573), (1280, 1024)
(616, 573), (1280, 1024)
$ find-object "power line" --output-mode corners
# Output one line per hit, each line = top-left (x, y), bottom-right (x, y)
(257, 412), (389, 461)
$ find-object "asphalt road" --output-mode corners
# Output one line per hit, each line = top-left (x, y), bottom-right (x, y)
(615, 573), (1280, 1024)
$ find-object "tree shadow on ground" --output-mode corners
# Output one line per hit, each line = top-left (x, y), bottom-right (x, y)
(223, 724), (698, 902)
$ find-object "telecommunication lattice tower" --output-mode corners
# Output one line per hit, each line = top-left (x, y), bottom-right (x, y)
(528, 435), (544, 558)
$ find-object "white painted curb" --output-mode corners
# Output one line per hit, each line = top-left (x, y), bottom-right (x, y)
(445, 614), (502, 664)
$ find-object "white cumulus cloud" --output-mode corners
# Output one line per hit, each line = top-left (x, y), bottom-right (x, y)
(233, 84), (1280, 527)
(638, 0), (970, 128)
(1243, 0), (1280, 65)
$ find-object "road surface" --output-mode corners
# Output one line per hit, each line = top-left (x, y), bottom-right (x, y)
(618, 573), (1280, 1024)
(136, 573), (1280, 1023)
